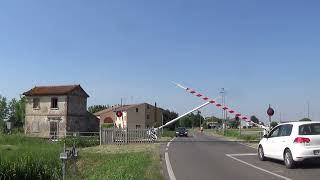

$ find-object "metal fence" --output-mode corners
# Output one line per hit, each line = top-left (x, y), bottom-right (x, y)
(101, 128), (157, 145)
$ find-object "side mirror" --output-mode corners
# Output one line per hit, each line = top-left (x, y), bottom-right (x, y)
(263, 134), (269, 138)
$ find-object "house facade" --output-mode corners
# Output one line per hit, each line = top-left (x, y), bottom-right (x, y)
(95, 103), (163, 129)
(23, 85), (99, 138)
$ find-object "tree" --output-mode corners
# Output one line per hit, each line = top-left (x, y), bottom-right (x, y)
(299, 118), (312, 122)
(162, 109), (179, 130)
(180, 114), (193, 128)
(88, 105), (110, 114)
(250, 115), (260, 124)
(0, 95), (8, 131)
(7, 97), (26, 127)
(270, 121), (278, 128)
(192, 111), (205, 128)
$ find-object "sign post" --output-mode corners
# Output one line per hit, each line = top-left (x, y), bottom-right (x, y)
(267, 105), (275, 128)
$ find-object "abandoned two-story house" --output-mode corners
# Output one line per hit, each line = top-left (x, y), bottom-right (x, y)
(23, 85), (99, 138)
(94, 103), (163, 129)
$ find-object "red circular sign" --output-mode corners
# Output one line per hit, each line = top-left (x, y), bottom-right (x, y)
(267, 107), (275, 116)
(116, 111), (123, 118)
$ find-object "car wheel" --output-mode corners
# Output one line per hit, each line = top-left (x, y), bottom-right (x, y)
(258, 146), (266, 161)
(284, 149), (295, 169)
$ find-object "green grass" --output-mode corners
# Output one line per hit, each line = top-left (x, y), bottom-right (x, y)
(207, 128), (262, 141)
(161, 129), (176, 138)
(0, 134), (163, 180)
(78, 144), (163, 180)
(0, 134), (62, 180)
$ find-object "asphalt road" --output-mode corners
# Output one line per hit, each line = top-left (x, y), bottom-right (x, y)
(163, 133), (320, 180)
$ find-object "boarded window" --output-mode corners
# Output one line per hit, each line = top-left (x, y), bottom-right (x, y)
(32, 121), (40, 133)
(51, 98), (58, 109)
(33, 98), (40, 109)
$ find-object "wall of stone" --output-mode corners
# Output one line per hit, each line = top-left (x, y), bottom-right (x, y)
(25, 115), (66, 138)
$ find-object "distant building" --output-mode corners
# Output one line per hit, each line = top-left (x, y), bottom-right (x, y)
(94, 103), (163, 129)
(23, 85), (99, 138)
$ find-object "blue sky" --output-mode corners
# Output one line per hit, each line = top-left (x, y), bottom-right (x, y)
(1, 0), (320, 122)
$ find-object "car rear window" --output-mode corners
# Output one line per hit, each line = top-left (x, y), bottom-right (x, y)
(299, 123), (320, 135)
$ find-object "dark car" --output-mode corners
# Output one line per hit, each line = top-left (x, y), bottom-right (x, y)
(176, 127), (188, 137)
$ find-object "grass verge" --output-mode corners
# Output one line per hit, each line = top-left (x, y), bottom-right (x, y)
(1, 134), (163, 180)
(78, 144), (163, 180)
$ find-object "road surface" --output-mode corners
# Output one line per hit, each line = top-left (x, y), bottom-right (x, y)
(163, 132), (320, 180)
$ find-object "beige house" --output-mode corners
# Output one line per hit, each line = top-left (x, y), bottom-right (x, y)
(23, 85), (99, 138)
(95, 103), (163, 129)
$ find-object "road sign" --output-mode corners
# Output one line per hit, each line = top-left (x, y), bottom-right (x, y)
(116, 111), (123, 118)
(267, 106), (275, 116)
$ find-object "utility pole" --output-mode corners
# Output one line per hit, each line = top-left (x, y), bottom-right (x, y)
(220, 88), (226, 135)
(307, 101), (310, 119)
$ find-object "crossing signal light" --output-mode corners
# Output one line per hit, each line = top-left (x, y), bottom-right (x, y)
(116, 111), (123, 118)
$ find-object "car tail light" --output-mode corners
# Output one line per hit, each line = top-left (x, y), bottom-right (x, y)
(294, 137), (311, 143)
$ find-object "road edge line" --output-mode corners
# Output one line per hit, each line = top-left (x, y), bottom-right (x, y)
(165, 137), (176, 180)
(226, 154), (292, 180)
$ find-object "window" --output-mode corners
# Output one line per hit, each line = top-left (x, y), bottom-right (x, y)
(33, 98), (40, 109)
(147, 105), (150, 109)
(299, 123), (320, 135)
(136, 125), (141, 129)
(147, 114), (150, 120)
(269, 126), (280, 138)
(32, 121), (40, 133)
(279, 124), (293, 137)
(136, 108), (139, 112)
(51, 98), (58, 109)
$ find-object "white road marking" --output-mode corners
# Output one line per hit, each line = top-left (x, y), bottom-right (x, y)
(226, 153), (257, 157)
(226, 154), (292, 180)
(165, 137), (176, 180)
(167, 138), (175, 148)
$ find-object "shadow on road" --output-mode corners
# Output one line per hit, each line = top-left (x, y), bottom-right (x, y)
(267, 158), (320, 169)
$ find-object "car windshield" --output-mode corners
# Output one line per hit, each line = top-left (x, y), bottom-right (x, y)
(299, 123), (320, 135)
(177, 128), (186, 131)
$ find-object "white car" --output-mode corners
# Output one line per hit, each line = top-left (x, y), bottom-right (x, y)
(258, 121), (320, 169)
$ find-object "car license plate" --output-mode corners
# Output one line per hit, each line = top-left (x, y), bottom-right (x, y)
(314, 150), (320, 155)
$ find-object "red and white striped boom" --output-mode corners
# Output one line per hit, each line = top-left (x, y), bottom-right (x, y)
(172, 82), (267, 129)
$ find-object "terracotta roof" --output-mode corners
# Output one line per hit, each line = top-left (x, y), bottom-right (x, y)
(23, 85), (89, 97)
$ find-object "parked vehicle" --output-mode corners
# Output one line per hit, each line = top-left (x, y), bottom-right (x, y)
(258, 122), (320, 169)
(176, 127), (188, 137)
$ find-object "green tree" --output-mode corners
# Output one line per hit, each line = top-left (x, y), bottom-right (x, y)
(270, 121), (278, 128)
(0, 95), (8, 131)
(299, 118), (312, 122)
(228, 118), (240, 129)
(180, 114), (193, 128)
(250, 115), (260, 124)
(192, 111), (205, 128)
(162, 109), (179, 130)
(7, 97), (26, 127)
(88, 105), (110, 114)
